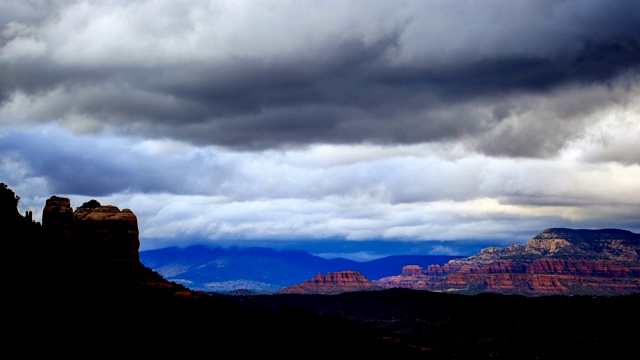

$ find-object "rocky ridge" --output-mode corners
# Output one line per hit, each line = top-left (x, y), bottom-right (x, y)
(375, 228), (640, 296)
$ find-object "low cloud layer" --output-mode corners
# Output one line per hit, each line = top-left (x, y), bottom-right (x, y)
(1, 0), (639, 259)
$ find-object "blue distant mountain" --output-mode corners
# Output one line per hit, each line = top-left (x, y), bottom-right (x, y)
(140, 245), (462, 293)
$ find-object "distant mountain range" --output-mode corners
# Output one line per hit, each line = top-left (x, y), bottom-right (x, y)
(139, 245), (462, 293)
(140, 227), (640, 296)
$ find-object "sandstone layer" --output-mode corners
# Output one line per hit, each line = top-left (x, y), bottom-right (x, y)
(278, 270), (382, 294)
(375, 228), (640, 296)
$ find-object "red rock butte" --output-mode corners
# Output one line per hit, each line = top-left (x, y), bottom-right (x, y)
(279, 270), (383, 295)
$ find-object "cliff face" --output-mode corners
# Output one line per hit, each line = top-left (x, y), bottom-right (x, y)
(2, 183), (185, 294)
(278, 270), (382, 295)
(43, 197), (140, 262)
(375, 228), (640, 296)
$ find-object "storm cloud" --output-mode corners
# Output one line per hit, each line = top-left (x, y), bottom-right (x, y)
(1, 0), (639, 259)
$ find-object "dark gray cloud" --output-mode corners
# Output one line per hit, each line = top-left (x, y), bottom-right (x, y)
(0, 127), (245, 196)
(0, 129), (162, 195)
(2, 0), (640, 156)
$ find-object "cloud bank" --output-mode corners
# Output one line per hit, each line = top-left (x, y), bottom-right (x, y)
(1, 0), (639, 259)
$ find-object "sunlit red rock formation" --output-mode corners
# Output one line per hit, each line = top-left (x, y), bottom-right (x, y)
(374, 265), (431, 290)
(374, 228), (640, 296)
(278, 270), (382, 294)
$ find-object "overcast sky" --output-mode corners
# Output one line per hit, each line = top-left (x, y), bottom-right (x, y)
(2, 0), (639, 260)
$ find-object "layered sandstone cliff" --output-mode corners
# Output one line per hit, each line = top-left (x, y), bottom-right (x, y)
(375, 228), (640, 296)
(278, 270), (382, 295)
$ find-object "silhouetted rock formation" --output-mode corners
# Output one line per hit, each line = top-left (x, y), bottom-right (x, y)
(375, 228), (640, 296)
(278, 270), (383, 294)
(1, 182), (42, 238)
(44, 197), (141, 262)
(42, 195), (73, 240)
(2, 183), (188, 297)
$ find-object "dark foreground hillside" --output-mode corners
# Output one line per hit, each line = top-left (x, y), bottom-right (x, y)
(214, 289), (640, 359)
